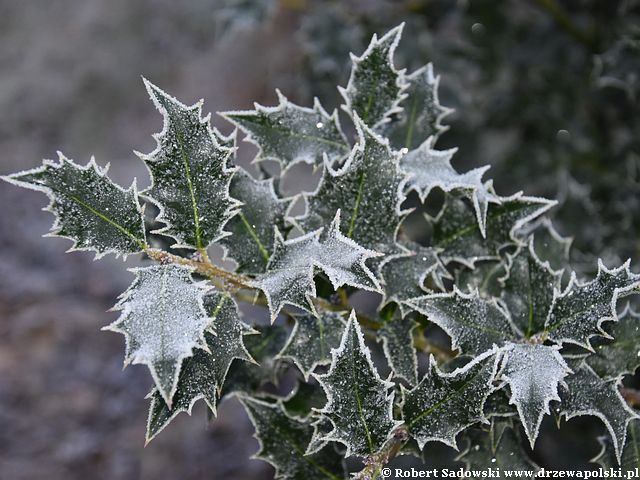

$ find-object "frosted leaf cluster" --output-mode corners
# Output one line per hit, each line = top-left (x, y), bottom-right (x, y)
(4, 21), (640, 479)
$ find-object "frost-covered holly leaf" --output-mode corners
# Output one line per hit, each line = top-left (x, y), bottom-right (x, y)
(384, 63), (452, 150)
(223, 91), (349, 170)
(559, 360), (638, 463)
(298, 118), (409, 252)
(593, 420), (640, 469)
(379, 315), (419, 385)
(306, 416), (336, 456)
(145, 293), (255, 441)
(253, 210), (381, 321)
(524, 218), (573, 272)
(2, 153), (146, 257)
(456, 419), (539, 471)
(404, 287), (514, 356)
(314, 312), (401, 457)
(545, 260), (640, 349)
(378, 244), (448, 314)
(220, 169), (290, 274)
(401, 349), (498, 449)
(430, 193), (556, 267)
(500, 240), (563, 338)
(339, 24), (407, 129)
(277, 312), (346, 380)
(138, 79), (239, 251)
(104, 264), (210, 407)
(240, 397), (345, 480)
(587, 305), (640, 379)
(219, 325), (289, 402)
(499, 343), (571, 448)
(401, 137), (494, 236)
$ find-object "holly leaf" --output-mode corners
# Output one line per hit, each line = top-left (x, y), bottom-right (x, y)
(104, 264), (210, 407)
(277, 312), (347, 380)
(545, 260), (640, 349)
(220, 169), (291, 274)
(593, 420), (640, 469)
(378, 244), (448, 314)
(145, 293), (255, 441)
(379, 315), (419, 385)
(339, 24), (407, 129)
(401, 137), (494, 236)
(430, 193), (556, 268)
(559, 359), (638, 463)
(404, 287), (514, 356)
(456, 419), (539, 471)
(525, 218), (573, 272)
(282, 381), (327, 420)
(3, 153), (146, 257)
(314, 312), (402, 457)
(401, 349), (499, 449)
(500, 240), (563, 338)
(253, 210), (381, 321)
(240, 397), (345, 480)
(298, 118), (409, 252)
(587, 305), (640, 379)
(138, 79), (239, 250)
(223, 91), (349, 170)
(384, 63), (453, 150)
(499, 343), (571, 448)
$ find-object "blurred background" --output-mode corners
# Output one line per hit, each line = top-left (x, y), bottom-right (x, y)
(0, 0), (638, 478)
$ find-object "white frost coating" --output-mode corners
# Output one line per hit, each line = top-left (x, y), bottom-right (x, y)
(2, 152), (146, 260)
(401, 136), (496, 237)
(499, 343), (571, 448)
(221, 89), (349, 172)
(339, 23), (408, 130)
(253, 210), (382, 322)
(137, 78), (240, 250)
(545, 259), (640, 350)
(560, 361), (639, 464)
(104, 264), (210, 408)
(314, 311), (402, 457)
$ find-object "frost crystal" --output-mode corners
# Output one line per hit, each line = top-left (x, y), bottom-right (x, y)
(139, 79), (240, 250)
(104, 264), (210, 407)
(3, 153), (146, 257)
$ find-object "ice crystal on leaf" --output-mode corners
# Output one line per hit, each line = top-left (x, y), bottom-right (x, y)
(104, 264), (210, 407)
